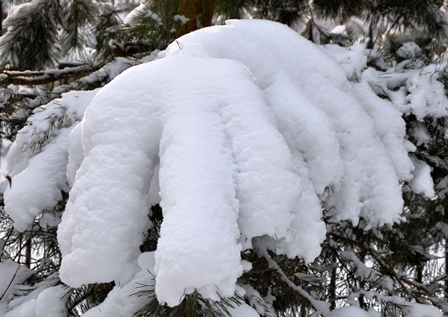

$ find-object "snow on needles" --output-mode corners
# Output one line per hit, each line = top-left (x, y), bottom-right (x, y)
(3, 19), (432, 309)
(3, 90), (98, 231)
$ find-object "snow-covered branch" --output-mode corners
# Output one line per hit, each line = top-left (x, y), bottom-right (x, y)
(329, 232), (435, 304)
(0, 65), (96, 86)
(253, 237), (331, 316)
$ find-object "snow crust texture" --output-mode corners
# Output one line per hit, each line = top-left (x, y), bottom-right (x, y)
(2, 19), (435, 309)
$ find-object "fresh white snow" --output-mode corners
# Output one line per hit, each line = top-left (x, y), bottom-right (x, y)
(57, 19), (412, 306)
(328, 306), (370, 317)
(3, 90), (98, 231)
(1, 18), (445, 314)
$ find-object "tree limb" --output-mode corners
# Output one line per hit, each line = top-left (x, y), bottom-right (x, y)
(0, 65), (97, 86)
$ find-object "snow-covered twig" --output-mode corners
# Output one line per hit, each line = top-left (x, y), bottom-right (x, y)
(253, 237), (331, 317)
(0, 65), (96, 86)
(0, 263), (20, 301)
(329, 232), (429, 303)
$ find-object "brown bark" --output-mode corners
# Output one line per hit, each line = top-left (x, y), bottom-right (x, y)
(177, 0), (215, 35)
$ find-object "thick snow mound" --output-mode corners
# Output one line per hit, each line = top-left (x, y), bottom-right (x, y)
(56, 20), (413, 306)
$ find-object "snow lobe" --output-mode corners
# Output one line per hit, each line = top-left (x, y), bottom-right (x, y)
(2, 90), (97, 232)
(85, 252), (157, 317)
(3, 129), (70, 232)
(57, 20), (411, 307)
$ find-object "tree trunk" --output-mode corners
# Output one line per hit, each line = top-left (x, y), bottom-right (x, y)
(177, 0), (215, 36)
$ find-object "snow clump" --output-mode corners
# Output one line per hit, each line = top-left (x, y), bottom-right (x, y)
(3, 19), (438, 309)
(55, 20), (414, 306)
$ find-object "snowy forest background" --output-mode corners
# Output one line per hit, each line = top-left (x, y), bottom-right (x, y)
(2, 0), (448, 316)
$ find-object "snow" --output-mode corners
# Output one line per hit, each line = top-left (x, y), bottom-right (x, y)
(3, 286), (68, 317)
(82, 252), (156, 317)
(4, 300), (37, 317)
(322, 44), (366, 79)
(4, 128), (70, 231)
(397, 42), (421, 59)
(123, 3), (162, 25)
(405, 67), (448, 120)
(227, 303), (260, 317)
(81, 252), (260, 317)
(50, 19), (415, 305)
(2, 90), (98, 231)
(243, 285), (276, 317)
(2, 18), (444, 310)
(0, 261), (22, 305)
(341, 250), (376, 281)
(329, 306), (370, 317)
(123, 3), (146, 25)
(379, 296), (443, 317)
(404, 303), (443, 317)
(164, 20), (411, 229)
(362, 64), (448, 121)
(3, 274), (61, 317)
(331, 25), (347, 35)
(35, 286), (68, 317)
(410, 158), (435, 198)
(411, 122), (431, 146)
(352, 81), (413, 182)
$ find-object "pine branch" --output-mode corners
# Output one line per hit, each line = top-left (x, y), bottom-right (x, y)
(329, 232), (430, 303)
(0, 65), (97, 86)
(0, 0), (61, 70)
(253, 237), (331, 316)
(12, 227), (43, 265)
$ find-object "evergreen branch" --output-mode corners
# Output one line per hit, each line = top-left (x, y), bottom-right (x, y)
(0, 0), (61, 70)
(133, 287), (243, 317)
(66, 283), (113, 314)
(329, 232), (430, 303)
(253, 237), (331, 316)
(400, 276), (433, 297)
(13, 227), (42, 264)
(66, 287), (91, 314)
(50, 57), (135, 99)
